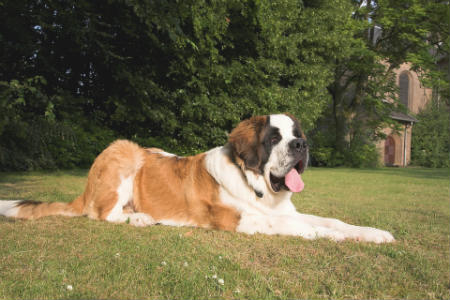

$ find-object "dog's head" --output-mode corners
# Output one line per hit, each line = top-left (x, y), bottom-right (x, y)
(228, 114), (308, 196)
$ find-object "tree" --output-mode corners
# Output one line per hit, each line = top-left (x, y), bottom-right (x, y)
(0, 0), (356, 170)
(310, 0), (449, 167)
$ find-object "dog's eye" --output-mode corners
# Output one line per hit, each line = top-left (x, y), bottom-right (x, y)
(271, 136), (280, 145)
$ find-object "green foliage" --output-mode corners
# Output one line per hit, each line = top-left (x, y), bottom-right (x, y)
(411, 101), (450, 168)
(309, 126), (380, 168)
(0, 77), (116, 170)
(309, 0), (448, 168)
(0, 0), (356, 169)
(0, 0), (446, 170)
(345, 141), (380, 168)
(309, 131), (337, 167)
(0, 77), (55, 170)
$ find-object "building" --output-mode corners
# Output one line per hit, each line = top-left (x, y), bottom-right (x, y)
(376, 63), (433, 166)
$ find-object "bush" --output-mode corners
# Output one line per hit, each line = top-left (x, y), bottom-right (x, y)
(309, 122), (380, 168)
(411, 101), (450, 168)
(345, 142), (380, 168)
(0, 77), (117, 170)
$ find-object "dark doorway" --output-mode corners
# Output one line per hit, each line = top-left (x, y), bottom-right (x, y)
(384, 135), (396, 166)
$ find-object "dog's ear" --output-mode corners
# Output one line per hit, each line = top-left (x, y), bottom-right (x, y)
(228, 116), (268, 173)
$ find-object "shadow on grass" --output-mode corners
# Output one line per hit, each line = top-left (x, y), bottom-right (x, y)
(0, 169), (88, 183)
(352, 167), (450, 181)
(0, 169), (88, 201)
(0, 216), (19, 223)
(51, 169), (88, 177)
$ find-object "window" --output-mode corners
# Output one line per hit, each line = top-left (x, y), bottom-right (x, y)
(399, 72), (410, 108)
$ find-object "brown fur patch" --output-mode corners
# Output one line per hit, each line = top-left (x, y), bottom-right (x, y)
(16, 200), (79, 219)
(228, 116), (269, 173)
(209, 203), (241, 231)
(133, 153), (240, 231)
(78, 139), (145, 219)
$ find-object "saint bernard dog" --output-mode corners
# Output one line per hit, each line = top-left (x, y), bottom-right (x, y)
(0, 114), (394, 243)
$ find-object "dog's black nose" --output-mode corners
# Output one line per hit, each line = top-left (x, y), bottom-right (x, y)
(289, 138), (307, 153)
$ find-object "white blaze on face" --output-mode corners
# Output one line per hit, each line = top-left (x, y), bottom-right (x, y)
(266, 114), (297, 178)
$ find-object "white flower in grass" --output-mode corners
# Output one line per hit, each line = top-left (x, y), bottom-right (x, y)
(115, 252), (120, 258)
(234, 288), (241, 294)
(161, 261), (167, 266)
(218, 278), (224, 286)
(218, 256), (222, 260)
(66, 285), (73, 291)
(212, 274), (217, 279)
(183, 261), (188, 267)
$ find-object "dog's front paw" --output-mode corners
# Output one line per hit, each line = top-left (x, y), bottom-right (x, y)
(352, 227), (395, 243)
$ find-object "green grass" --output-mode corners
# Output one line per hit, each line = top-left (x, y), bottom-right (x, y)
(0, 167), (449, 299)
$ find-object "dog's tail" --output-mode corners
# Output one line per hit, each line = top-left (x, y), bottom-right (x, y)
(0, 195), (85, 220)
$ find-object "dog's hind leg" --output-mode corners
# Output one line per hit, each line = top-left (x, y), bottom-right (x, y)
(102, 176), (155, 227)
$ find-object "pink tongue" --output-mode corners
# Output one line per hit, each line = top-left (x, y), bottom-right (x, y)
(285, 168), (304, 192)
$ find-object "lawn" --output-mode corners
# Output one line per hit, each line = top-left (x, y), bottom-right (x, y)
(0, 167), (449, 299)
